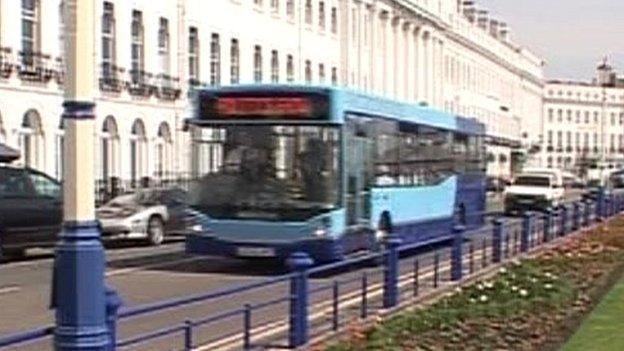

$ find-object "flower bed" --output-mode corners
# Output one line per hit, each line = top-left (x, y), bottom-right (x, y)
(324, 218), (624, 351)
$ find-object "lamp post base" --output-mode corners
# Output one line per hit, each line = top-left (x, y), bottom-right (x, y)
(53, 221), (109, 351)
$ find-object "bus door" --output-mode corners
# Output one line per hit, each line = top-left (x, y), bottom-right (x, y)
(345, 121), (373, 250)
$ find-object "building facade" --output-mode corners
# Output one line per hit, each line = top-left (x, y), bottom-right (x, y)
(0, 0), (543, 197)
(340, 0), (544, 178)
(541, 63), (624, 176)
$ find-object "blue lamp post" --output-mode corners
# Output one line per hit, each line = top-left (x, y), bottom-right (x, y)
(51, 1), (114, 349)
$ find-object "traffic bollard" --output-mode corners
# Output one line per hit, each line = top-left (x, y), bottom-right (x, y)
(492, 218), (504, 263)
(383, 235), (402, 308)
(451, 225), (465, 281)
(543, 208), (553, 242)
(560, 206), (567, 236)
(573, 202), (580, 231)
(286, 252), (314, 348)
(521, 212), (531, 253)
(105, 286), (122, 351)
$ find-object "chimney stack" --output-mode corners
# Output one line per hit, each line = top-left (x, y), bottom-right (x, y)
(462, 1), (476, 23)
(499, 22), (510, 42)
(489, 19), (499, 38)
(477, 10), (489, 30)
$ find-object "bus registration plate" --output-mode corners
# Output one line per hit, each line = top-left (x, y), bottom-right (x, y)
(236, 247), (276, 258)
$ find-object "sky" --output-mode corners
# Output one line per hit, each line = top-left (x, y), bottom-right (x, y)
(477, 0), (624, 80)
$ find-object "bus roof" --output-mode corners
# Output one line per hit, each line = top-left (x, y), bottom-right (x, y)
(191, 84), (484, 135)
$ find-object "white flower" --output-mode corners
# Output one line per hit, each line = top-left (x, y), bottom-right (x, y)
(519, 289), (529, 297)
(530, 277), (538, 284)
(484, 281), (494, 289)
(479, 295), (489, 303)
(512, 259), (522, 266)
(469, 298), (476, 304)
(476, 283), (484, 290)
(544, 272), (553, 279)
(499, 267), (508, 274)
(511, 286), (519, 292)
(455, 287), (463, 294)
(544, 284), (553, 290)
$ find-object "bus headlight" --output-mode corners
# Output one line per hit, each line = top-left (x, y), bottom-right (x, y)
(375, 230), (388, 241)
(191, 224), (204, 233)
(313, 228), (328, 238)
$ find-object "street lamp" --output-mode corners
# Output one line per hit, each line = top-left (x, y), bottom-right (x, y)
(51, 1), (117, 350)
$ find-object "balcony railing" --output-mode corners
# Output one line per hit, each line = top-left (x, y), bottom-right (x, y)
(18, 51), (55, 83)
(99, 64), (125, 93)
(156, 74), (182, 101)
(127, 70), (155, 97)
(0, 47), (15, 79)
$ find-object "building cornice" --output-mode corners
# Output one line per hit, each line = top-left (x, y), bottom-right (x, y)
(382, 0), (544, 87)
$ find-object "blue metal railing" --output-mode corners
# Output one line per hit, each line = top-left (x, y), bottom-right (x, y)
(1, 194), (623, 351)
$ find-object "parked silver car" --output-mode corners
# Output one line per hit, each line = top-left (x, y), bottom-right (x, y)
(96, 187), (188, 245)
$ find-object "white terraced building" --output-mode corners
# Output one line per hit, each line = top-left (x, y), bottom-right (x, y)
(0, 0), (543, 200)
(541, 62), (624, 175)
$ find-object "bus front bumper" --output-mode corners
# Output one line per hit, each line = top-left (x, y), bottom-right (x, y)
(185, 233), (343, 263)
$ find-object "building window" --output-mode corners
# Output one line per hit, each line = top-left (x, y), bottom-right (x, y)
(286, 54), (294, 82)
(254, 0), (263, 7)
(547, 109), (553, 123)
(566, 131), (571, 147)
(319, 1), (325, 29)
(318, 63), (325, 84)
(158, 17), (170, 76)
(270, 50), (279, 83)
(557, 109), (562, 122)
(210, 33), (220, 86)
(156, 123), (172, 178)
(594, 112), (599, 123)
(566, 110), (571, 122)
(575, 111), (580, 123)
(286, 0), (294, 17)
(20, 109), (44, 171)
(130, 119), (147, 188)
(331, 7), (337, 34)
(547, 130), (553, 145)
(611, 112), (616, 126)
(230, 39), (240, 84)
(253, 45), (262, 83)
(188, 27), (199, 84)
(305, 0), (312, 24)
(130, 10), (145, 84)
(271, 0), (279, 12)
(584, 111), (590, 124)
(304, 60), (312, 83)
(21, 0), (40, 66)
(331, 67), (337, 85)
(101, 2), (116, 79)
(100, 116), (119, 181)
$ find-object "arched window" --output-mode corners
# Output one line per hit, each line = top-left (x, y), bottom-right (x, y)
(130, 119), (147, 187)
(155, 122), (172, 179)
(20, 109), (44, 170)
(100, 116), (119, 181)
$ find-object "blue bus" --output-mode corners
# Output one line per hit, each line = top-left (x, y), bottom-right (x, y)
(185, 85), (486, 263)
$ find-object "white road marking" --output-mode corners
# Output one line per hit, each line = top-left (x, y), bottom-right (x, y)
(0, 285), (21, 296)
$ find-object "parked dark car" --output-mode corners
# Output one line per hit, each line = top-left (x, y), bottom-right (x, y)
(0, 164), (62, 258)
